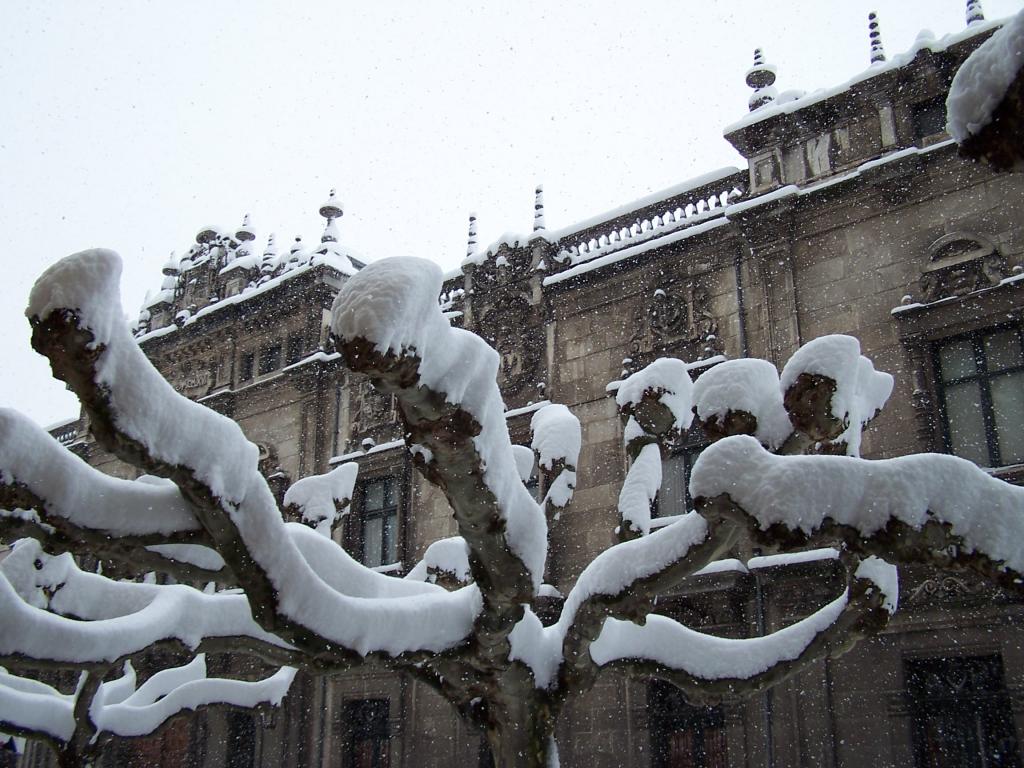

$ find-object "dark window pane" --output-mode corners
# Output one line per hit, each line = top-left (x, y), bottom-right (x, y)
(992, 372), (1024, 464)
(944, 381), (989, 464)
(346, 699), (390, 768)
(649, 680), (727, 768)
(906, 656), (1020, 768)
(985, 330), (1024, 372)
(364, 517), (383, 568)
(286, 334), (304, 365)
(240, 353), (254, 382)
(658, 454), (689, 518)
(913, 97), (947, 140)
(359, 479), (399, 567)
(259, 345), (281, 375)
(226, 711), (256, 768)
(383, 512), (398, 565)
(939, 340), (977, 381)
(365, 481), (385, 512)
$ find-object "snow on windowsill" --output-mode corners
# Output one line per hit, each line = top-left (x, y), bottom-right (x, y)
(747, 548), (839, 570)
(504, 400), (552, 418)
(892, 270), (1024, 315)
(281, 351), (341, 372)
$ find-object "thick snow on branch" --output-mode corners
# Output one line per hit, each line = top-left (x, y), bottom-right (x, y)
(284, 462), (358, 536)
(615, 358), (693, 432)
(28, 250), (259, 505)
(617, 443), (662, 536)
(591, 592), (846, 676)
(692, 359), (792, 449)
(0, 667), (76, 741)
(93, 656), (295, 738)
(558, 513), (709, 636)
(512, 445), (536, 484)
(855, 557), (898, 614)
(947, 9), (1024, 142)
(286, 523), (461, 598)
(779, 335), (893, 456)
(691, 435), (1024, 574)
(144, 544), (225, 572)
(404, 537), (472, 585)
(530, 404), (581, 471)
(0, 540), (287, 665)
(0, 657), (295, 745)
(332, 257), (547, 589)
(0, 408), (199, 537)
(531, 404), (580, 512)
(28, 250), (482, 656)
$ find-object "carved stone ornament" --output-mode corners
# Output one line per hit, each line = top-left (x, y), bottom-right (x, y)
(171, 363), (213, 399)
(906, 574), (992, 605)
(350, 377), (395, 437)
(477, 294), (543, 396)
(918, 232), (1005, 302)
(647, 282), (723, 361)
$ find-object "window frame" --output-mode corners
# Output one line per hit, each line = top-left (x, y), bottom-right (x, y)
(648, 679), (728, 768)
(905, 654), (1021, 768)
(343, 698), (390, 768)
(258, 343), (282, 376)
(239, 351), (255, 383)
(286, 333), (305, 366)
(355, 477), (399, 568)
(933, 325), (1024, 468)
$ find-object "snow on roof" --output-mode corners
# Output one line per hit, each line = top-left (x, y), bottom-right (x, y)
(543, 166), (742, 242)
(724, 17), (1005, 136)
(136, 252), (356, 344)
(543, 217), (730, 286)
(544, 138), (956, 287)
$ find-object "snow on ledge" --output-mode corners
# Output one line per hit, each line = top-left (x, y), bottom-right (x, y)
(748, 548), (839, 570)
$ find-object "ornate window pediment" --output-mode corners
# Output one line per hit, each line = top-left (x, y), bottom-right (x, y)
(919, 232), (1005, 302)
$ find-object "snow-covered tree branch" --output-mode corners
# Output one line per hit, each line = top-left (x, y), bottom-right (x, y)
(3, 249), (1023, 767)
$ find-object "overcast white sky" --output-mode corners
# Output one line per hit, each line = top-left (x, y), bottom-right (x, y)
(2, 0), (1021, 427)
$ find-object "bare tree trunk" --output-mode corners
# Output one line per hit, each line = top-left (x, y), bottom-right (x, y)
(484, 695), (555, 768)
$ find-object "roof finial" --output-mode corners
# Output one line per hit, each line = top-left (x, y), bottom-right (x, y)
(235, 213), (255, 242)
(533, 185), (546, 232)
(466, 213), (478, 259)
(319, 189), (344, 222)
(746, 48), (778, 111)
(966, 0), (984, 25)
(263, 232), (278, 258)
(869, 12), (886, 64)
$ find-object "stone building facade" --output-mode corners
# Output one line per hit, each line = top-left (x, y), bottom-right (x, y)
(32, 9), (1024, 768)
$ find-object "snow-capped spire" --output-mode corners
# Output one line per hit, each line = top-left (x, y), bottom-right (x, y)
(195, 225), (219, 245)
(868, 12), (886, 64)
(745, 48), (778, 111)
(966, 0), (984, 25)
(162, 252), (180, 276)
(319, 189), (344, 222)
(263, 233), (278, 258)
(319, 189), (344, 244)
(290, 236), (304, 255)
(235, 213), (255, 242)
(466, 213), (478, 259)
(533, 185), (546, 232)
(321, 218), (340, 244)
